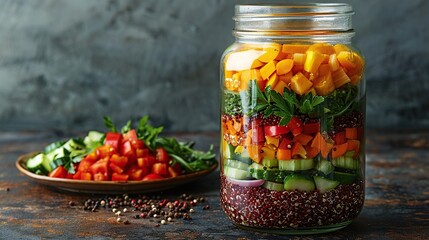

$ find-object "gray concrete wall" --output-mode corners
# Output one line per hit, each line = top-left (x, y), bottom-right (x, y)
(0, 0), (428, 132)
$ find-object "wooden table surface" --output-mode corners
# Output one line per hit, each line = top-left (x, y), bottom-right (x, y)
(0, 130), (428, 239)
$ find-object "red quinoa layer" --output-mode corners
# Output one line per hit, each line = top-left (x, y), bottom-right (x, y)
(220, 175), (364, 229)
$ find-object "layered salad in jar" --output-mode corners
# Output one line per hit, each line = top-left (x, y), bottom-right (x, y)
(220, 43), (365, 230)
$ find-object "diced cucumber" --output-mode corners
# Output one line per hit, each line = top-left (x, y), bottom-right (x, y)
(238, 148), (252, 164)
(316, 159), (335, 175)
(333, 171), (357, 184)
(223, 144), (236, 159)
(224, 166), (249, 180)
(26, 153), (49, 174)
(226, 159), (250, 171)
(249, 162), (265, 171)
(279, 159), (314, 171)
(344, 151), (355, 158)
(262, 158), (278, 168)
(284, 174), (315, 192)
(84, 131), (104, 149)
(263, 181), (284, 191)
(332, 156), (359, 170)
(43, 140), (65, 154)
(41, 153), (53, 172)
(314, 176), (340, 193)
(63, 139), (85, 152)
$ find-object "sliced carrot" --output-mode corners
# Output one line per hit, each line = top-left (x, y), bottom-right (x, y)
(278, 71), (293, 84)
(275, 50), (288, 61)
(273, 80), (288, 95)
(260, 60), (277, 80)
(314, 71), (335, 96)
(266, 73), (279, 88)
(251, 59), (264, 69)
(276, 59), (294, 75)
(345, 128), (358, 140)
(277, 149), (292, 160)
(311, 132), (323, 150)
(290, 72), (313, 95)
(332, 143), (348, 159)
(291, 142), (307, 159)
(294, 133), (313, 146)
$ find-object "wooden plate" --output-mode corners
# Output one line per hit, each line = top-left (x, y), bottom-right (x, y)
(16, 152), (218, 194)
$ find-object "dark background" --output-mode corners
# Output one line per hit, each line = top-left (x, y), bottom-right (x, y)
(0, 0), (428, 133)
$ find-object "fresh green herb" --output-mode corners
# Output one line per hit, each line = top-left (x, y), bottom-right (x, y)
(224, 91), (243, 116)
(121, 120), (132, 134)
(136, 116), (164, 151)
(103, 116), (117, 133)
(298, 93), (325, 115)
(155, 137), (216, 172)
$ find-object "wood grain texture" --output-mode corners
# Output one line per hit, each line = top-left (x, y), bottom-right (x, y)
(0, 131), (427, 239)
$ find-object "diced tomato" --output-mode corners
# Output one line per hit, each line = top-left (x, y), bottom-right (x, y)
(152, 163), (168, 176)
(303, 122), (320, 135)
(121, 141), (136, 165)
(96, 145), (115, 158)
(89, 159), (110, 177)
(264, 125), (290, 136)
(111, 173), (129, 182)
(110, 154), (128, 169)
(142, 173), (164, 181)
(136, 148), (149, 158)
(104, 132), (123, 151)
(291, 142), (307, 158)
(49, 166), (68, 178)
(123, 129), (139, 142)
(287, 117), (303, 136)
(333, 131), (347, 144)
(109, 162), (124, 174)
(278, 137), (292, 150)
(131, 140), (145, 150)
(77, 158), (93, 173)
(93, 172), (106, 181)
(127, 165), (149, 180)
(80, 172), (92, 180)
(137, 156), (156, 168)
(251, 127), (265, 144)
(156, 147), (169, 162)
(73, 171), (82, 180)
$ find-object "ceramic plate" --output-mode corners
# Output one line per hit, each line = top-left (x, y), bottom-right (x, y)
(16, 152), (218, 194)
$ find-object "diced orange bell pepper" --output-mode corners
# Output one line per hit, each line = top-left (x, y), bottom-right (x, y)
(305, 146), (320, 159)
(347, 140), (360, 158)
(277, 149), (292, 160)
(321, 141), (333, 159)
(332, 142), (349, 159)
(248, 145), (263, 163)
(291, 142), (307, 159)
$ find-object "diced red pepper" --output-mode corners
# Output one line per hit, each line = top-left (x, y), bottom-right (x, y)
(293, 133), (313, 145)
(305, 145), (320, 159)
(156, 147), (170, 163)
(127, 166), (149, 180)
(48, 166), (68, 178)
(278, 137), (292, 150)
(111, 173), (129, 182)
(345, 128), (358, 140)
(264, 125), (290, 136)
(110, 154), (128, 169)
(291, 142), (307, 158)
(109, 162), (124, 174)
(251, 127), (265, 144)
(85, 152), (99, 163)
(73, 171), (82, 180)
(302, 122), (320, 135)
(93, 172), (106, 181)
(287, 117), (303, 136)
(104, 132), (123, 151)
(96, 145), (115, 158)
(77, 158), (94, 173)
(80, 172), (92, 180)
(89, 159), (110, 178)
(136, 148), (149, 158)
(137, 156), (156, 168)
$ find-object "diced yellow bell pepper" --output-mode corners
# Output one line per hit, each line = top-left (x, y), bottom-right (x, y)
(332, 68), (351, 88)
(267, 73), (279, 88)
(304, 50), (325, 74)
(273, 80), (288, 95)
(234, 146), (243, 154)
(265, 136), (280, 147)
(314, 72), (335, 96)
(290, 72), (313, 95)
(260, 60), (277, 80)
(276, 59), (294, 75)
(261, 146), (276, 160)
(308, 43), (336, 55)
(293, 53), (306, 65)
(282, 44), (309, 54)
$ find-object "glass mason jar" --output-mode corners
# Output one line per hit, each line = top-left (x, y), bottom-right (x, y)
(220, 3), (365, 234)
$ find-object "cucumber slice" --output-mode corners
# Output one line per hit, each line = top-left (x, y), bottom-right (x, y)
(314, 176), (340, 193)
(223, 144), (236, 159)
(316, 159), (334, 175)
(263, 181), (284, 191)
(284, 174), (315, 192)
(332, 156), (359, 170)
(333, 171), (357, 184)
(226, 159), (250, 171)
(238, 148), (252, 164)
(279, 159), (314, 171)
(63, 139), (85, 152)
(84, 131), (104, 149)
(27, 153), (49, 174)
(262, 158), (278, 168)
(224, 166), (249, 180)
(344, 151), (355, 158)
